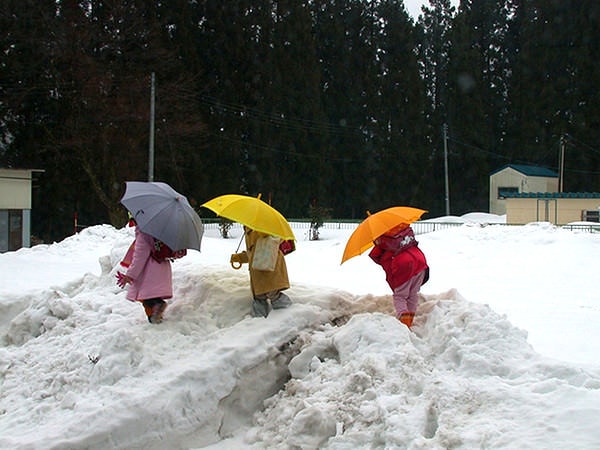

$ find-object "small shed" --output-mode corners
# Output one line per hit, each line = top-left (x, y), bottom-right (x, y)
(489, 164), (559, 215)
(504, 192), (600, 224)
(0, 168), (43, 252)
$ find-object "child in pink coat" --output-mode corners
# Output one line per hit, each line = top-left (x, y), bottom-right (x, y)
(117, 226), (173, 323)
(369, 224), (429, 328)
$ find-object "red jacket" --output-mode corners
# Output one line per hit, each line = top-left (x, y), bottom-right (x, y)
(368, 227), (428, 289)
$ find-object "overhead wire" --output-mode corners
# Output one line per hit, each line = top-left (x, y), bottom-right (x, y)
(198, 95), (363, 137)
(210, 132), (354, 163)
(6, 76), (600, 175)
(448, 132), (600, 176)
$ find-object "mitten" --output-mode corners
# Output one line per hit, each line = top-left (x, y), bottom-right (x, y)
(230, 253), (246, 269)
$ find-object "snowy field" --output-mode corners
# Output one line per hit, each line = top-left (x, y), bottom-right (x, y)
(1, 213), (599, 449)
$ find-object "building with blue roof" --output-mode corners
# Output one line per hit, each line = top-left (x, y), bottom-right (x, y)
(489, 164), (558, 215)
(489, 164), (600, 224)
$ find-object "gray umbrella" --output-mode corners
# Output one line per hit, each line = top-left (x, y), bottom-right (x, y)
(120, 181), (204, 251)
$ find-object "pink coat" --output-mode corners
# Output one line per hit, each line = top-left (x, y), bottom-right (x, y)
(125, 228), (173, 301)
(369, 227), (428, 290)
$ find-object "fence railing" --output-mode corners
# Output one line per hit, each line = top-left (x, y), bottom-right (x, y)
(560, 224), (600, 233)
(200, 219), (469, 235)
(200, 218), (600, 234)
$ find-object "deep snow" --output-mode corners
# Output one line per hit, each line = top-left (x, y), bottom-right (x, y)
(1, 214), (599, 449)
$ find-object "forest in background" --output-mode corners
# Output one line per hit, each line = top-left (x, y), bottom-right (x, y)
(2, 0), (600, 242)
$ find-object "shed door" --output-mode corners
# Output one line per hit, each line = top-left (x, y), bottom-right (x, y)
(9, 210), (22, 250)
(0, 210), (23, 252)
(536, 199), (557, 223)
(0, 210), (7, 252)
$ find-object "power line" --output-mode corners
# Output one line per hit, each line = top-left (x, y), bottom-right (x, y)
(198, 95), (363, 137)
(447, 136), (511, 161)
(448, 132), (600, 176)
(211, 132), (355, 163)
(564, 133), (600, 156)
(2, 79), (366, 138)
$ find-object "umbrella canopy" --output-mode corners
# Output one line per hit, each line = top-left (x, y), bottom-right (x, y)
(341, 206), (427, 264)
(201, 194), (295, 241)
(120, 181), (204, 251)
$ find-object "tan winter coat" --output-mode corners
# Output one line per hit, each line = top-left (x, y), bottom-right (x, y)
(232, 228), (290, 296)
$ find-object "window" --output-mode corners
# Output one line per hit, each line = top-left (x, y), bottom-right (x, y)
(582, 210), (600, 222)
(498, 187), (518, 199)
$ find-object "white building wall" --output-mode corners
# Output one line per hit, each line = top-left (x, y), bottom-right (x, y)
(490, 167), (558, 215)
(0, 169), (32, 209)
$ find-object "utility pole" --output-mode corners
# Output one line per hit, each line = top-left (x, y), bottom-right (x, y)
(443, 123), (450, 215)
(558, 134), (566, 193)
(148, 72), (156, 182)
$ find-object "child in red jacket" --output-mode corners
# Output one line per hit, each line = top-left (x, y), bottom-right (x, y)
(369, 224), (429, 328)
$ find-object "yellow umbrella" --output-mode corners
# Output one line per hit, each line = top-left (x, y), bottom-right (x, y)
(341, 206), (427, 264)
(201, 194), (295, 240)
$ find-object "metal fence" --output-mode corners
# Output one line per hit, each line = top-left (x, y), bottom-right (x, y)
(560, 224), (600, 233)
(201, 218), (600, 234)
(302, 220), (467, 235)
(201, 219), (468, 235)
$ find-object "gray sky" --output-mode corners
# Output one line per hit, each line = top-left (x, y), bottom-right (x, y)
(404, 0), (459, 19)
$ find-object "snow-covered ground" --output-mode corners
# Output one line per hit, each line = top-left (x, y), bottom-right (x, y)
(1, 214), (599, 449)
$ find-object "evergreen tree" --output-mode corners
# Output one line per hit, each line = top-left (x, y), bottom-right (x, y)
(5, 0), (600, 241)
(312, 0), (381, 218)
(506, 0), (600, 191)
(1, 0), (207, 240)
(416, 0), (456, 215)
(370, 0), (428, 210)
(444, 0), (515, 213)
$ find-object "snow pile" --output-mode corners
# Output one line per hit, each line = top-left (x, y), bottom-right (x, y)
(1, 218), (600, 449)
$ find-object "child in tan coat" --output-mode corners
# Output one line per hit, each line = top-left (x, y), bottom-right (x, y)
(230, 226), (292, 317)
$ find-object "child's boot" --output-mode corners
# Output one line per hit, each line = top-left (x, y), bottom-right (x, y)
(150, 300), (167, 324)
(142, 298), (165, 324)
(252, 298), (270, 318)
(271, 292), (292, 309)
(142, 299), (155, 322)
(398, 312), (415, 328)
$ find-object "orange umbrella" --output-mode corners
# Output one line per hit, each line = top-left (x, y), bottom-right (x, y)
(341, 206), (427, 264)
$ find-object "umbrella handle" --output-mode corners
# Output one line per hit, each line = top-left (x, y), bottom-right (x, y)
(231, 232), (245, 270)
(235, 233), (244, 252)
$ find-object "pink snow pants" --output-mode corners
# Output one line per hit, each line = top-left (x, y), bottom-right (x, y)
(392, 269), (426, 317)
